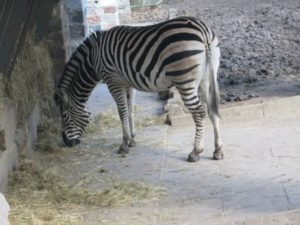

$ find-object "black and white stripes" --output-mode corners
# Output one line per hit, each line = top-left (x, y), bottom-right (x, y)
(55, 16), (224, 161)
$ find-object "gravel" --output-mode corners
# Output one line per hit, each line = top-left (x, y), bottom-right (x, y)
(130, 0), (300, 102)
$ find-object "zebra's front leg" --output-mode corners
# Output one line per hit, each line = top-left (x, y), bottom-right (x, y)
(127, 87), (136, 147)
(107, 84), (132, 154)
(178, 89), (206, 162)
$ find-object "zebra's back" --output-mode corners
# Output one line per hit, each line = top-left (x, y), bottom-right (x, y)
(99, 16), (218, 92)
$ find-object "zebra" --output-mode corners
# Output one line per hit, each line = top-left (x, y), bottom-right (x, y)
(54, 16), (223, 162)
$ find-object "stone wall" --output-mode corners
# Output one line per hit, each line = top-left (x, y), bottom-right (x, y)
(0, 101), (40, 192)
(60, 0), (85, 60)
(0, 102), (18, 191)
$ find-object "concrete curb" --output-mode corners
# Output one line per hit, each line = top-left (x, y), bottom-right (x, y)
(226, 209), (300, 225)
(0, 193), (10, 225)
(0, 101), (18, 191)
(169, 95), (300, 127)
(222, 95), (300, 123)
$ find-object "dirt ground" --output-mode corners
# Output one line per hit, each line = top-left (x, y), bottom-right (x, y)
(132, 0), (300, 103)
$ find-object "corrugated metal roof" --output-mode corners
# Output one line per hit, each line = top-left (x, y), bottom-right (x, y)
(0, 0), (55, 75)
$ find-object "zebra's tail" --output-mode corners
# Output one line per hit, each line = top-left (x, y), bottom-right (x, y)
(206, 43), (221, 118)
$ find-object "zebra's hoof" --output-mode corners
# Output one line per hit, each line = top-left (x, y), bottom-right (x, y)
(129, 139), (136, 147)
(187, 152), (200, 162)
(118, 146), (129, 154)
(213, 150), (224, 160)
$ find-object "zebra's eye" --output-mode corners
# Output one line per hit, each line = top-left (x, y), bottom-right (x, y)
(62, 111), (68, 119)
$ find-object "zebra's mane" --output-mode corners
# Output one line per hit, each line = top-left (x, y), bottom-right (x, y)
(57, 31), (103, 105)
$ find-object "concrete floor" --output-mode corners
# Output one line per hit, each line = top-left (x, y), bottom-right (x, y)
(83, 85), (300, 224)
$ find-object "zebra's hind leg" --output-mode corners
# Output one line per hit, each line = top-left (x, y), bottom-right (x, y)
(208, 109), (224, 160)
(177, 87), (206, 162)
(127, 87), (136, 147)
(107, 83), (132, 154)
(199, 83), (224, 160)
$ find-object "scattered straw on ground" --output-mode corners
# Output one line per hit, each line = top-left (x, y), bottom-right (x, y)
(136, 114), (166, 128)
(6, 158), (165, 225)
(7, 160), (83, 225)
(86, 111), (120, 134)
(86, 110), (166, 135)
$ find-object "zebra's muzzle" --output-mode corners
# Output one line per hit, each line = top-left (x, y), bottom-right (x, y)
(62, 132), (81, 147)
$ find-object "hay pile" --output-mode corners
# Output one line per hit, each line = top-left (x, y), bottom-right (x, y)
(8, 30), (53, 125)
(7, 159), (164, 225)
(7, 160), (83, 225)
(36, 118), (62, 153)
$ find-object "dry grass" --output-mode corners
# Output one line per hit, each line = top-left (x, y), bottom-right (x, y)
(36, 118), (62, 153)
(85, 111), (120, 134)
(7, 160), (83, 225)
(136, 114), (166, 128)
(8, 30), (53, 124)
(6, 158), (165, 225)
(86, 110), (166, 135)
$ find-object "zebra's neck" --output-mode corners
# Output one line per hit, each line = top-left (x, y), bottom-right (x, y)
(58, 33), (102, 107)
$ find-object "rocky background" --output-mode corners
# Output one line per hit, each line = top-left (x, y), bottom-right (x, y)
(130, 0), (300, 103)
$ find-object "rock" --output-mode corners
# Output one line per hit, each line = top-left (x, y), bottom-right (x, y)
(226, 77), (241, 86)
(258, 69), (269, 75)
(243, 74), (258, 84)
(268, 70), (275, 76)
(0, 193), (10, 225)
(226, 97), (232, 102)
(234, 96), (242, 102)
(226, 92), (235, 97)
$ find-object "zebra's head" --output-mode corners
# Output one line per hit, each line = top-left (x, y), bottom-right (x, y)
(54, 89), (90, 147)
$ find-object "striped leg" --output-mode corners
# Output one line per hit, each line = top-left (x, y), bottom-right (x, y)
(199, 84), (223, 160)
(107, 82), (132, 154)
(178, 87), (206, 162)
(127, 87), (136, 147)
(208, 109), (224, 160)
